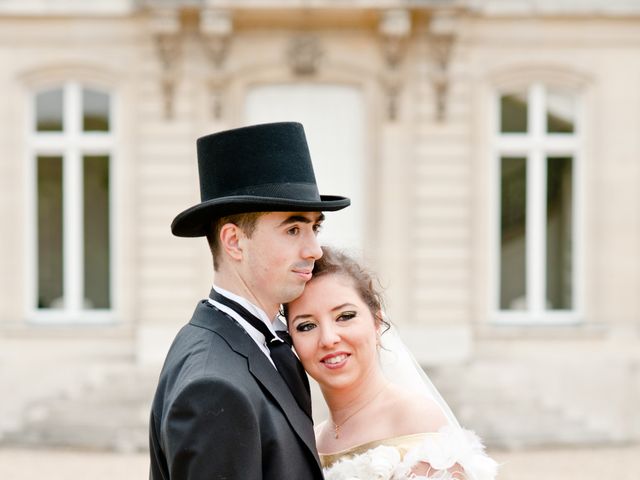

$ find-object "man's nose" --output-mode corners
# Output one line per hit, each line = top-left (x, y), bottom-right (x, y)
(302, 230), (323, 260)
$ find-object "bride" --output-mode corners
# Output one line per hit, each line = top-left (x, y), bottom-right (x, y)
(285, 247), (498, 480)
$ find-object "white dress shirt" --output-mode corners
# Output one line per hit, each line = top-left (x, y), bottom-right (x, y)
(207, 284), (287, 368)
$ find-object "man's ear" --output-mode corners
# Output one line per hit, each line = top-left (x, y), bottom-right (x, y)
(219, 223), (244, 262)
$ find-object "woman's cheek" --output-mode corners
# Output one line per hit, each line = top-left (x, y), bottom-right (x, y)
(296, 338), (314, 365)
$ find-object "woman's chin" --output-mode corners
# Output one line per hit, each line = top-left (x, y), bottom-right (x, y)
(315, 375), (355, 393)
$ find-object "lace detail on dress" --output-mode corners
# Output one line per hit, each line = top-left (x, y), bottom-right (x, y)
(322, 426), (498, 480)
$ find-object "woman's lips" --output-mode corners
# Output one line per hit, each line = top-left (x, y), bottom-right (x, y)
(320, 352), (350, 369)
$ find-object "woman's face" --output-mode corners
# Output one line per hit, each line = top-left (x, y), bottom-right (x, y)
(287, 273), (380, 391)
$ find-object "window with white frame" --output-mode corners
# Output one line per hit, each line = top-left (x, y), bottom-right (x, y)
(494, 83), (580, 322)
(30, 82), (114, 321)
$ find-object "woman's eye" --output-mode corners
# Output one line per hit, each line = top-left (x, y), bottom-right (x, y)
(296, 322), (315, 332)
(337, 311), (356, 322)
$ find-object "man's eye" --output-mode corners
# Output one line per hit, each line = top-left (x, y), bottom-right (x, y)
(288, 226), (300, 235)
(313, 223), (323, 234)
(337, 311), (356, 322)
(296, 322), (315, 332)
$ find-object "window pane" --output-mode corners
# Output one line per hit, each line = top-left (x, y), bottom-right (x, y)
(36, 89), (63, 132)
(84, 155), (110, 309)
(547, 90), (575, 133)
(500, 93), (528, 133)
(546, 156), (573, 309)
(83, 89), (110, 132)
(500, 157), (527, 310)
(37, 156), (64, 308)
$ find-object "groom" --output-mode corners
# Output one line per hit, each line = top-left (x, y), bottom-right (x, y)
(149, 122), (349, 479)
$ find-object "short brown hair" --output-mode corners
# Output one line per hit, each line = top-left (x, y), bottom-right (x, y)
(206, 212), (265, 271)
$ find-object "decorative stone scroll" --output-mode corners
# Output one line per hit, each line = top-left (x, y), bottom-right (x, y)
(378, 9), (411, 121)
(198, 9), (233, 119)
(151, 9), (182, 119)
(150, 7), (233, 120)
(426, 10), (458, 122)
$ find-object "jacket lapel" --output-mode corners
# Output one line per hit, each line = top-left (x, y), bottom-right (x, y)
(190, 301), (322, 468)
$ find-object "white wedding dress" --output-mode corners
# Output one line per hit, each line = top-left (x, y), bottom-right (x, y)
(321, 425), (498, 480)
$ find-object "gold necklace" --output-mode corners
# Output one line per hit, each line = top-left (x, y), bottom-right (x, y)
(330, 383), (388, 439)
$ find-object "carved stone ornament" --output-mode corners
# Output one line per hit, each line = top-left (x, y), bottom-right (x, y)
(384, 76), (402, 122)
(156, 35), (182, 119)
(427, 10), (458, 122)
(378, 9), (411, 121)
(379, 9), (411, 69)
(430, 35), (454, 122)
(287, 34), (323, 76)
(198, 9), (233, 119)
(198, 9), (233, 69)
(207, 77), (228, 120)
(151, 9), (182, 119)
(150, 7), (233, 120)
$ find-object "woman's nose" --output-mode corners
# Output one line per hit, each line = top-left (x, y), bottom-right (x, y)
(319, 323), (340, 347)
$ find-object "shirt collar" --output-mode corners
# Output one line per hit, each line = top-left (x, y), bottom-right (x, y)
(211, 284), (286, 331)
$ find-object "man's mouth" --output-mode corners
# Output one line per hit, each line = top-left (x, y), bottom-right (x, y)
(292, 269), (312, 281)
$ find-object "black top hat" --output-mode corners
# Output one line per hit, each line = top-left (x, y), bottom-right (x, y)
(171, 122), (351, 237)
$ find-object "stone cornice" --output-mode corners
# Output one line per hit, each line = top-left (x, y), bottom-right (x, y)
(5, 1), (640, 19)
(0, 0), (136, 16)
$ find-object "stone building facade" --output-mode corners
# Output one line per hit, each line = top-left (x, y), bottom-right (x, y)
(0, 0), (639, 450)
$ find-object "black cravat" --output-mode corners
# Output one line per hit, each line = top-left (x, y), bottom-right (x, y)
(210, 289), (312, 418)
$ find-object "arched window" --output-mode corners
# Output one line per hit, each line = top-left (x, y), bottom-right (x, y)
(30, 82), (114, 322)
(493, 82), (581, 323)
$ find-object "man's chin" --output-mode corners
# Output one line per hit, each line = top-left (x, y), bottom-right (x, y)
(280, 284), (307, 304)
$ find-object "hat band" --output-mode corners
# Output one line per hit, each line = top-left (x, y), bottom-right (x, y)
(204, 182), (321, 202)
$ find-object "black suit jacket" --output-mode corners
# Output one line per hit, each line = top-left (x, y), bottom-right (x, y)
(149, 300), (323, 479)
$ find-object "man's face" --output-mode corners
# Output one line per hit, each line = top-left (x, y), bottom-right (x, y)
(238, 211), (324, 312)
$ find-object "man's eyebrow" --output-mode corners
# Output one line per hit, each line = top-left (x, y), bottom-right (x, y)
(278, 213), (325, 227)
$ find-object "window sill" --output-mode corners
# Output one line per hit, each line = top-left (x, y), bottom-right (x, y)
(491, 311), (583, 325)
(27, 309), (116, 324)
(477, 317), (609, 340)
(1, 314), (134, 340)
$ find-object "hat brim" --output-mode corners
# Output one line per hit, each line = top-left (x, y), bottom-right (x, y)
(171, 195), (351, 237)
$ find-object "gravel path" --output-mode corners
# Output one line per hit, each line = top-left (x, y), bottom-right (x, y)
(1, 444), (639, 479)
